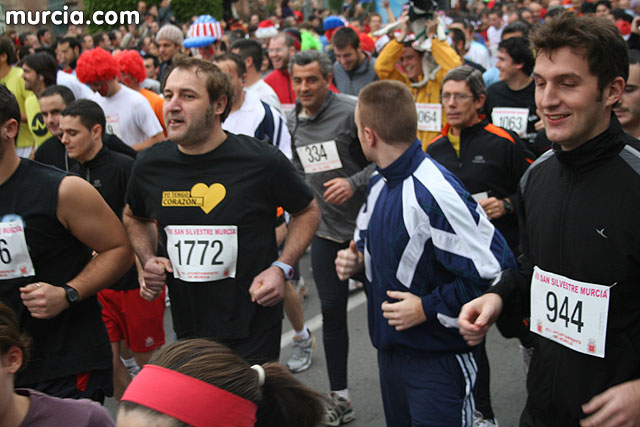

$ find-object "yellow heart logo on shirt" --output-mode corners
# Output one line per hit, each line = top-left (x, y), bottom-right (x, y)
(190, 183), (226, 214)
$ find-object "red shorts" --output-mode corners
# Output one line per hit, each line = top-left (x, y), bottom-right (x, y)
(98, 288), (166, 353)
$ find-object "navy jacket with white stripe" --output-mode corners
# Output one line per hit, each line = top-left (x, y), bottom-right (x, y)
(355, 140), (516, 353)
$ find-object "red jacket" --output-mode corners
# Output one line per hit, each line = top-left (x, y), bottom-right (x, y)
(264, 68), (339, 106)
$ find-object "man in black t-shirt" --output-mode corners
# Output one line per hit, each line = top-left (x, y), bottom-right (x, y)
(485, 37), (545, 156)
(123, 57), (320, 365)
(60, 99), (166, 401)
(0, 84), (134, 401)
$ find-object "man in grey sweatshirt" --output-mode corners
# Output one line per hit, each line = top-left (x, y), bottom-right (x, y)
(331, 27), (378, 96)
(287, 49), (374, 426)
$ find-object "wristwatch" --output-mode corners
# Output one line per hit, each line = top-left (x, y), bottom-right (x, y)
(61, 283), (80, 305)
(502, 198), (513, 214)
(271, 261), (294, 280)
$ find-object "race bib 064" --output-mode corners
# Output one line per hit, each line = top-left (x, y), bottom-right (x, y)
(0, 221), (35, 279)
(416, 103), (442, 132)
(165, 225), (237, 282)
(296, 140), (343, 174)
(530, 266), (610, 358)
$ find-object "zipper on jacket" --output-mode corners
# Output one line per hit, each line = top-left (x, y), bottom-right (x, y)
(551, 170), (574, 410)
(559, 172), (573, 277)
(458, 131), (469, 169)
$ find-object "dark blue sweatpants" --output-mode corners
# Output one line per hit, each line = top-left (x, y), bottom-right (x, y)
(378, 347), (477, 427)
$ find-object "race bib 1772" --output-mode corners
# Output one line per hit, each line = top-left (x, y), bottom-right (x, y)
(165, 225), (238, 283)
(0, 221), (35, 280)
(296, 140), (343, 174)
(530, 266), (610, 358)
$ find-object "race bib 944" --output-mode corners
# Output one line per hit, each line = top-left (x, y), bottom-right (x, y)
(530, 266), (610, 358)
(165, 225), (237, 283)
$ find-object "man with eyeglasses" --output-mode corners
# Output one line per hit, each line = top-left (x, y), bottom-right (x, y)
(427, 66), (533, 427)
(335, 80), (515, 426)
(428, 66), (533, 255)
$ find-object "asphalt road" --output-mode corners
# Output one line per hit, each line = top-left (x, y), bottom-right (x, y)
(106, 251), (528, 426)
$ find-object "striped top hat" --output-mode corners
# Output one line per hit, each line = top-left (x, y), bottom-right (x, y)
(184, 15), (223, 48)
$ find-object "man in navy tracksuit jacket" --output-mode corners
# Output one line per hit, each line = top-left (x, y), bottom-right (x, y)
(336, 80), (516, 427)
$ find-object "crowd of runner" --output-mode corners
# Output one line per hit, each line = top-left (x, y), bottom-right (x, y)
(1, 0), (640, 425)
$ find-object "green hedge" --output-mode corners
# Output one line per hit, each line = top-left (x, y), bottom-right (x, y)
(84, 0), (223, 32)
(328, 0), (343, 13)
(171, 0), (223, 25)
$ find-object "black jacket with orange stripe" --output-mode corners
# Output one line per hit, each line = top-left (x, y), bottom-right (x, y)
(426, 117), (534, 254)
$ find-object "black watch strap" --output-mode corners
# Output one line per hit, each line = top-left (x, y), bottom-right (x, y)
(502, 198), (513, 214)
(61, 283), (80, 305)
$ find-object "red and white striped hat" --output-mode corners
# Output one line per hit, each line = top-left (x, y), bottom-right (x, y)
(184, 15), (223, 48)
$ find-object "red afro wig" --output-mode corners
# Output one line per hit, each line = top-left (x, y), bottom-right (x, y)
(76, 48), (120, 84)
(114, 50), (146, 84)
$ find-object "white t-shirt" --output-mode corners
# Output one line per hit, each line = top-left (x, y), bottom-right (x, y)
(56, 70), (96, 101)
(246, 79), (282, 112)
(487, 25), (505, 61)
(94, 85), (163, 146)
(141, 78), (161, 94)
(222, 90), (292, 159)
(466, 41), (491, 71)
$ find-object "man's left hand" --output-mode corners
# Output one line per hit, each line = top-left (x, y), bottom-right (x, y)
(19, 282), (69, 319)
(249, 266), (286, 306)
(323, 178), (354, 205)
(478, 197), (507, 220)
(581, 380), (640, 427)
(381, 290), (427, 331)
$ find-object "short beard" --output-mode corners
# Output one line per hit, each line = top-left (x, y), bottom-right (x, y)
(172, 104), (215, 148)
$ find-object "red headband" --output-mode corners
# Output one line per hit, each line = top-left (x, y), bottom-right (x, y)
(121, 365), (257, 427)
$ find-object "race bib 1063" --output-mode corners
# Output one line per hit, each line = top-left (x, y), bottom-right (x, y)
(165, 225), (237, 283)
(296, 140), (343, 174)
(416, 103), (442, 132)
(530, 266), (610, 358)
(491, 107), (528, 137)
(0, 221), (35, 279)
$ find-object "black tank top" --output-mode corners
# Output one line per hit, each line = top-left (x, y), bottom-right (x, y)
(0, 159), (111, 385)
